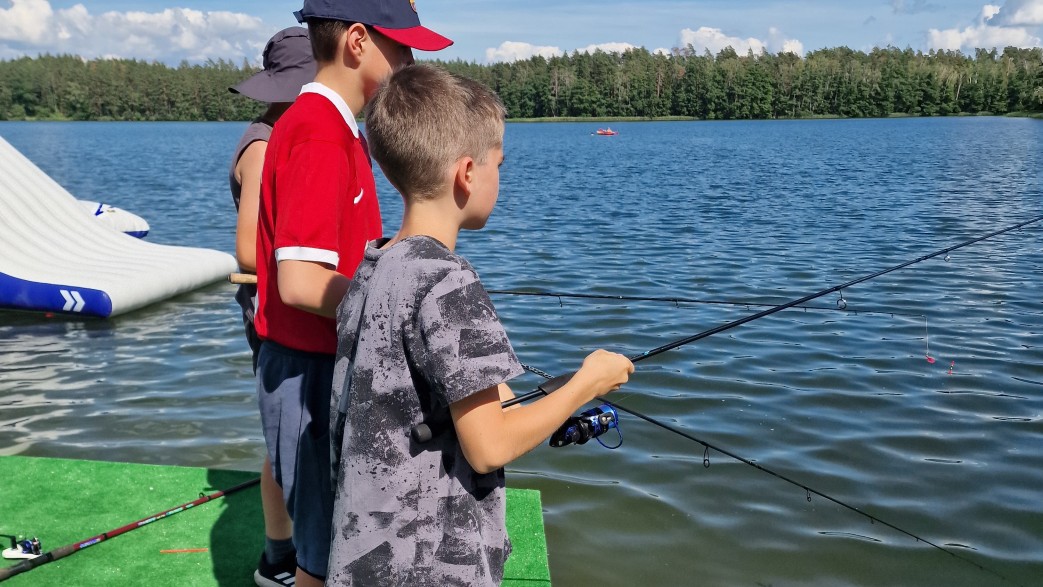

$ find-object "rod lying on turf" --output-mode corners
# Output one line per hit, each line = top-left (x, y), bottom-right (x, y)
(0, 477), (259, 582)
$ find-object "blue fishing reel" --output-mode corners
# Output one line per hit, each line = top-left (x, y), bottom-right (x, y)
(549, 404), (622, 449)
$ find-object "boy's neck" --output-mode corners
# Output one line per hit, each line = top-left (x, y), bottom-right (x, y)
(388, 195), (463, 252)
(314, 65), (366, 117)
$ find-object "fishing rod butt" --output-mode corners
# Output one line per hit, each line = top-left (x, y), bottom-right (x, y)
(0, 552), (51, 583)
(0, 562), (26, 582)
(411, 422), (435, 444)
(410, 412), (451, 444)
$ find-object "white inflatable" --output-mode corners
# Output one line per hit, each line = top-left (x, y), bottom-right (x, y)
(0, 135), (237, 318)
(79, 200), (150, 238)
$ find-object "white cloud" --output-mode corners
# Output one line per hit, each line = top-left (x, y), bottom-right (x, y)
(576, 42), (637, 55)
(485, 41), (561, 63)
(991, 0), (1043, 26)
(983, 3), (1005, 20)
(0, 0), (54, 44)
(678, 26), (804, 56)
(767, 27), (805, 55)
(0, 0), (269, 63)
(927, 2), (1042, 51)
(680, 26), (765, 55)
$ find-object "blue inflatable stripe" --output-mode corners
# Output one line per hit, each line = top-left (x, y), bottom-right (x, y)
(0, 271), (113, 317)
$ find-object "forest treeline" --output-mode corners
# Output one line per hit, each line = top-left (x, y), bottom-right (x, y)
(1, 45), (1041, 121)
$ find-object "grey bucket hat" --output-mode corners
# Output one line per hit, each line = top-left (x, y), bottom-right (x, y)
(229, 27), (317, 103)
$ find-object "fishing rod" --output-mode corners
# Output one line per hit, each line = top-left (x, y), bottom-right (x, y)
(502, 213), (1043, 407)
(0, 477), (259, 582)
(488, 289), (926, 318)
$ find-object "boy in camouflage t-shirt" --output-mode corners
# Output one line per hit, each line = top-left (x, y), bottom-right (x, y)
(328, 65), (634, 587)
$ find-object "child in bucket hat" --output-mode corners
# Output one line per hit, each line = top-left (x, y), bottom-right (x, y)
(226, 25), (316, 587)
(252, 4), (452, 587)
(230, 27), (317, 104)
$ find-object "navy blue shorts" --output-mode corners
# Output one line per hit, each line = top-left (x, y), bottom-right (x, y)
(256, 340), (335, 578)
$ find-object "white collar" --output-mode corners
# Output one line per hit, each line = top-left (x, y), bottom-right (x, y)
(299, 82), (360, 138)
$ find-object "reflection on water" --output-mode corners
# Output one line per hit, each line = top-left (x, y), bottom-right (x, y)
(0, 118), (1041, 586)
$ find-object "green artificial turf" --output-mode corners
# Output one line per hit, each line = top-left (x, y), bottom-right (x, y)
(0, 456), (549, 586)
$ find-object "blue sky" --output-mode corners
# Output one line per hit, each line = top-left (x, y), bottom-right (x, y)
(2, 0), (1042, 64)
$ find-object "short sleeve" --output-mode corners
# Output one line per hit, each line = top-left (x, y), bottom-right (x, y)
(273, 139), (351, 263)
(416, 267), (524, 405)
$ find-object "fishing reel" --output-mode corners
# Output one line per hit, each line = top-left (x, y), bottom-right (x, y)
(2, 536), (41, 560)
(549, 404), (622, 449)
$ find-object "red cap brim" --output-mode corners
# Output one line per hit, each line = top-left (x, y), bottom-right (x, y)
(373, 25), (453, 52)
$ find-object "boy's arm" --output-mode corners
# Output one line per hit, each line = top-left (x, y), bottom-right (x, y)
(270, 137), (356, 318)
(497, 382), (517, 407)
(450, 350), (633, 474)
(233, 141), (266, 273)
(277, 259), (351, 318)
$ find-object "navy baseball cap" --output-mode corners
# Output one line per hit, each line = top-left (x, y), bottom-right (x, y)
(229, 27), (316, 103)
(293, 0), (453, 52)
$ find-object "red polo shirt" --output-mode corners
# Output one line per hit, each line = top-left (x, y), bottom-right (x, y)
(255, 83), (382, 354)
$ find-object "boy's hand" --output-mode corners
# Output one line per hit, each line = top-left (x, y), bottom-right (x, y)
(576, 349), (634, 399)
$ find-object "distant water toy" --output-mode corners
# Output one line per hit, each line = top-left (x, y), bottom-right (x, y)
(0, 135), (237, 318)
(78, 200), (150, 238)
(595, 128), (618, 136)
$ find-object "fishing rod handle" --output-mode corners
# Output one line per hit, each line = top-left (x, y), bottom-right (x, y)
(0, 545), (69, 582)
(228, 272), (257, 285)
(409, 371), (577, 443)
(503, 371), (574, 408)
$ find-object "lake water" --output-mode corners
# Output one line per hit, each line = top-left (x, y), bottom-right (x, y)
(1, 117), (1041, 586)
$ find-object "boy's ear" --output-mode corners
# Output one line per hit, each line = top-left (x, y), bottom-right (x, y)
(453, 157), (475, 196)
(341, 22), (369, 66)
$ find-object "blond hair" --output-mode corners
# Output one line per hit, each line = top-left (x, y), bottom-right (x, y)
(364, 64), (506, 201)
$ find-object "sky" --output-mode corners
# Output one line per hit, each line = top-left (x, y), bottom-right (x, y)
(1, 0), (1042, 65)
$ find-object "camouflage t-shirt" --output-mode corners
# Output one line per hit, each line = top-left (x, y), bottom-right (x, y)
(328, 235), (525, 586)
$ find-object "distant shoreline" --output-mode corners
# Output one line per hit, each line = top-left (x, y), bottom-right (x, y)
(508, 112), (1043, 123)
(4, 112), (1041, 123)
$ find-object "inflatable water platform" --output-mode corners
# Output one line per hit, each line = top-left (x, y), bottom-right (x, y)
(78, 200), (150, 238)
(0, 135), (237, 318)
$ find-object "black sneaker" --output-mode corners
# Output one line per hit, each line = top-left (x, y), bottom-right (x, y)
(254, 552), (296, 587)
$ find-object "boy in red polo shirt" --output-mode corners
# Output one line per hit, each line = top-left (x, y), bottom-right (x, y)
(253, 2), (452, 585)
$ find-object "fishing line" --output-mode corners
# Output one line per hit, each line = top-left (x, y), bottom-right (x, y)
(513, 296), (943, 386)
(489, 289), (927, 319)
(504, 214), (1043, 407)
(496, 289), (1040, 367)
(0, 477), (259, 582)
